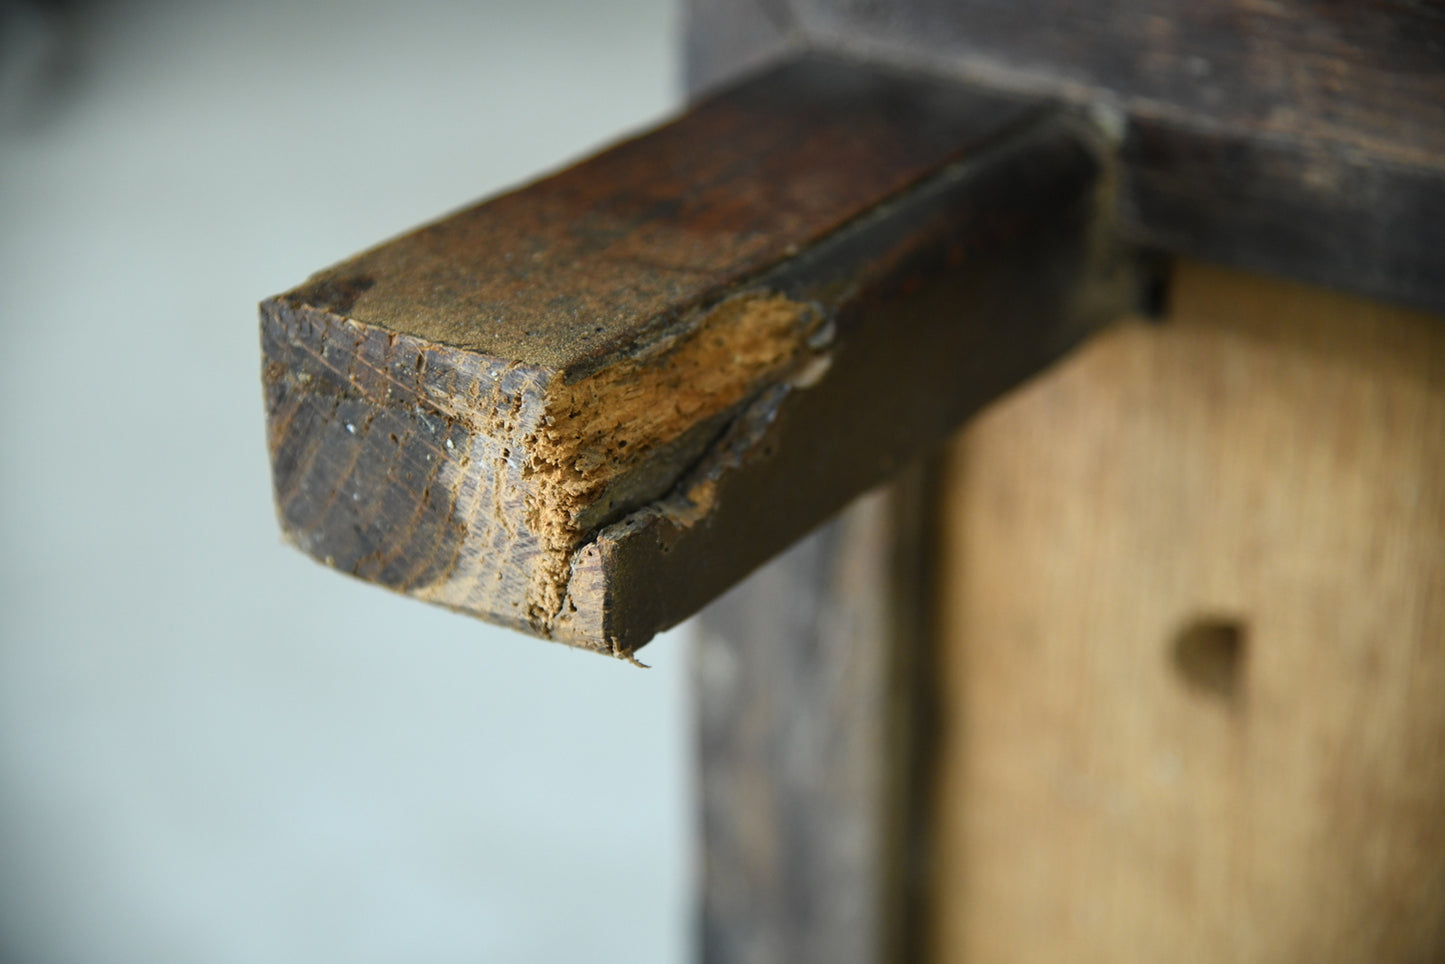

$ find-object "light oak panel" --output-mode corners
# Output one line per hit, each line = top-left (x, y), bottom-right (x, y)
(930, 260), (1445, 962)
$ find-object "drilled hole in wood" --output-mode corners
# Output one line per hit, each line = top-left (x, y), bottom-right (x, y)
(1137, 250), (1174, 322)
(1171, 615), (1246, 702)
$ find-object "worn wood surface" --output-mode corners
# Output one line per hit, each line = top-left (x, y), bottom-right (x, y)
(929, 259), (1445, 962)
(262, 55), (1134, 655)
(691, 0), (1445, 313)
(697, 466), (936, 964)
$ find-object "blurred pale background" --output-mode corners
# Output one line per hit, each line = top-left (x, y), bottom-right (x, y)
(0, 1), (691, 961)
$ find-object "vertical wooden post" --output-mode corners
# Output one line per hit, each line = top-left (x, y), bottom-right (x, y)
(697, 466), (936, 964)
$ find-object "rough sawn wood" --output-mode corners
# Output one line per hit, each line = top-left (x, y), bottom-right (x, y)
(261, 55), (1134, 655)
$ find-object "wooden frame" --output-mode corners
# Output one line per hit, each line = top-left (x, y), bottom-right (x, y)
(685, 2), (1444, 961)
(687, 0), (1445, 314)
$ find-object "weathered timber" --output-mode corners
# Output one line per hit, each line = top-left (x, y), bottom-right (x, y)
(691, 0), (1445, 314)
(697, 466), (937, 964)
(262, 55), (1137, 655)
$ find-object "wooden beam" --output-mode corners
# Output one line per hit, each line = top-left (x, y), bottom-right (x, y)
(261, 56), (1137, 655)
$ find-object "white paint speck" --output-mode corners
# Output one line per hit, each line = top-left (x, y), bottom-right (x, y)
(445, 438), (454, 450)
(346, 423), (356, 434)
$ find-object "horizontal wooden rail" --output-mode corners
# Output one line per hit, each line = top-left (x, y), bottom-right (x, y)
(691, 0), (1445, 317)
(261, 56), (1139, 656)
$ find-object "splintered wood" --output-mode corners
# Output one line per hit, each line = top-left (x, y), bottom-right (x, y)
(264, 291), (818, 642)
(262, 56), (1133, 654)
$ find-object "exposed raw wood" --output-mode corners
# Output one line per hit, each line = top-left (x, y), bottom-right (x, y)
(697, 465), (936, 964)
(262, 55), (1136, 655)
(929, 260), (1445, 962)
(692, 0), (1445, 313)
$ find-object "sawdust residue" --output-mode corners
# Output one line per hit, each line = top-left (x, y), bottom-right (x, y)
(521, 291), (822, 628)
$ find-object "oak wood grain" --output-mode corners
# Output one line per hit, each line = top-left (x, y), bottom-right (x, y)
(930, 260), (1445, 962)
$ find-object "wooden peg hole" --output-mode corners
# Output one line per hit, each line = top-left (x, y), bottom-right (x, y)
(1171, 615), (1246, 703)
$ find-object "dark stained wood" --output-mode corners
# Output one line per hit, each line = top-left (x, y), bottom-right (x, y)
(272, 57), (1042, 373)
(262, 55), (1137, 655)
(1121, 121), (1445, 312)
(694, 0), (1445, 313)
(697, 465), (937, 964)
